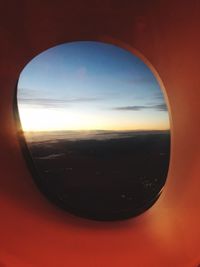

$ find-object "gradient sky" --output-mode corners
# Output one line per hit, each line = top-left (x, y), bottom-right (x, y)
(17, 41), (170, 131)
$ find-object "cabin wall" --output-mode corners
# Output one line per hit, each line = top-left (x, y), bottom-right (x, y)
(0, 1), (199, 266)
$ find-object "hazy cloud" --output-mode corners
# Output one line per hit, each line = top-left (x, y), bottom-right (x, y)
(145, 92), (166, 106)
(17, 88), (40, 98)
(125, 76), (156, 84)
(153, 92), (165, 100)
(154, 104), (168, 111)
(113, 103), (167, 112)
(18, 96), (103, 108)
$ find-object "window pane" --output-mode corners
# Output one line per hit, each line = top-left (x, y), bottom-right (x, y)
(16, 41), (170, 221)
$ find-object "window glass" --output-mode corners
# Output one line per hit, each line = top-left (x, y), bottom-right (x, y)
(16, 41), (170, 221)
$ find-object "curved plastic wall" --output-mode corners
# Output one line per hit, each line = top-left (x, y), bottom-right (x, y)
(0, 1), (199, 266)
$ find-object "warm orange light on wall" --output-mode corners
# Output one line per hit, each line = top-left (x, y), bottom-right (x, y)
(0, 1), (199, 266)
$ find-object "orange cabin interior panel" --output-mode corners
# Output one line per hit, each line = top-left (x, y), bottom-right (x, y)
(0, 1), (199, 266)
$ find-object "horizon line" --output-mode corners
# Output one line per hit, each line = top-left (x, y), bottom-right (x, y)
(22, 128), (170, 133)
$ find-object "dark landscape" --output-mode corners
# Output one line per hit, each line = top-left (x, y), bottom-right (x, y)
(26, 130), (170, 220)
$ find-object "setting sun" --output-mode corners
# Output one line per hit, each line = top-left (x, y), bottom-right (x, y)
(19, 106), (169, 132)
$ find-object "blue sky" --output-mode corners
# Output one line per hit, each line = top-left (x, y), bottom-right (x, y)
(17, 41), (170, 131)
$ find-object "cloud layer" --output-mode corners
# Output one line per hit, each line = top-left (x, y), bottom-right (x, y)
(18, 96), (102, 108)
(113, 103), (167, 112)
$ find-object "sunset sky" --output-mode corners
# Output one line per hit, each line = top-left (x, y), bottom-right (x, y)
(17, 41), (170, 132)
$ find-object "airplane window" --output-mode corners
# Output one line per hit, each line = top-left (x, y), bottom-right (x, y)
(16, 41), (170, 221)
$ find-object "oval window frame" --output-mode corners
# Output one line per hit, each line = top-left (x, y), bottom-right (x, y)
(13, 39), (172, 221)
